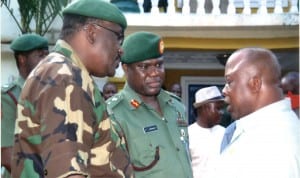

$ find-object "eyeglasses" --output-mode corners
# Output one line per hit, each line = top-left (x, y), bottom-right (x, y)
(93, 23), (124, 45)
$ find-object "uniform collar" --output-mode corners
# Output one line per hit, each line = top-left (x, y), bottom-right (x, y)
(122, 83), (173, 110)
(53, 40), (89, 75)
(16, 76), (25, 88)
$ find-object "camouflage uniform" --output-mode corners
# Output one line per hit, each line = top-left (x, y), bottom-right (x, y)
(1, 77), (24, 178)
(107, 84), (193, 178)
(12, 40), (133, 178)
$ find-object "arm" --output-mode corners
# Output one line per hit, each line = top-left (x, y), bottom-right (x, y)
(1, 147), (12, 172)
(1, 91), (18, 173)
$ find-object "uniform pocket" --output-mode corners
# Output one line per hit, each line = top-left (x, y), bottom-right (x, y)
(129, 136), (160, 171)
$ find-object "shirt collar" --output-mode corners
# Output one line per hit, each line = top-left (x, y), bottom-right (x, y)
(236, 99), (291, 132)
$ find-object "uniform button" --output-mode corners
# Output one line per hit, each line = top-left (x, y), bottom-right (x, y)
(44, 169), (48, 175)
(176, 147), (180, 151)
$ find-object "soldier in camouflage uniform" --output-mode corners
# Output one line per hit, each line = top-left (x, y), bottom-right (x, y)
(11, 0), (133, 177)
(106, 31), (193, 178)
(1, 34), (49, 178)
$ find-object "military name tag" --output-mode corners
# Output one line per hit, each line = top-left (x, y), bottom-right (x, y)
(143, 125), (158, 133)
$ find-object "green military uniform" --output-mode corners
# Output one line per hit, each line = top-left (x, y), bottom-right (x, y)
(1, 77), (24, 147)
(1, 33), (48, 178)
(107, 84), (193, 178)
(11, 0), (132, 177)
(106, 31), (193, 178)
(1, 77), (24, 178)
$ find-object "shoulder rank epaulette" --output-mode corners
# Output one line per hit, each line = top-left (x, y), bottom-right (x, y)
(1, 83), (17, 93)
(106, 94), (124, 114)
(167, 91), (182, 102)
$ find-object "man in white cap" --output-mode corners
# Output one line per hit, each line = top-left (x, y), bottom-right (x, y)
(188, 86), (225, 178)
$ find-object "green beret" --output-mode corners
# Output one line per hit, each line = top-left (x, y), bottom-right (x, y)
(121, 31), (164, 64)
(10, 34), (48, 52)
(63, 0), (127, 29)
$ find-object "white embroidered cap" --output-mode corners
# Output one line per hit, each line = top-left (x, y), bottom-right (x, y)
(193, 86), (224, 108)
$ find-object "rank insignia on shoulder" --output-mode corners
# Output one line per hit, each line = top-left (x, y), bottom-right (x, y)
(143, 125), (158, 133)
(177, 119), (188, 127)
(130, 99), (140, 108)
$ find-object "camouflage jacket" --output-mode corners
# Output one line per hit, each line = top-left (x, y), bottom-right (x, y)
(12, 40), (133, 178)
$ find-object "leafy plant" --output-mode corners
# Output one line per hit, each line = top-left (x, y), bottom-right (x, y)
(1, 0), (69, 36)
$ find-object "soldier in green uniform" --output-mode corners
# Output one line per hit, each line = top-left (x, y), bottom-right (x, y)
(106, 31), (193, 178)
(1, 33), (49, 178)
(11, 0), (133, 177)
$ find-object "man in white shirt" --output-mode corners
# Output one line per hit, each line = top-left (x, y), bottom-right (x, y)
(212, 47), (300, 178)
(188, 86), (225, 178)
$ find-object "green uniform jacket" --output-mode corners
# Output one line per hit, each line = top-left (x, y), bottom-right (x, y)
(1, 77), (24, 147)
(11, 40), (133, 178)
(107, 83), (193, 178)
(1, 77), (24, 178)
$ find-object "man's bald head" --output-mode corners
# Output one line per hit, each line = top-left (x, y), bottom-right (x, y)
(223, 47), (283, 119)
(227, 48), (281, 86)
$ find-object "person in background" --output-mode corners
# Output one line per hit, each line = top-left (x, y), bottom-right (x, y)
(103, 81), (118, 100)
(106, 31), (193, 178)
(1, 34), (49, 178)
(11, 0), (133, 177)
(280, 71), (299, 117)
(169, 82), (182, 98)
(188, 86), (225, 178)
(211, 47), (300, 178)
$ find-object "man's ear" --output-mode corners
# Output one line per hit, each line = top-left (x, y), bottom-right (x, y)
(17, 54), (26, 67)
(122, 63), (128, 77)
(249, 75), (262, 93)
(84, 24), (96, 44)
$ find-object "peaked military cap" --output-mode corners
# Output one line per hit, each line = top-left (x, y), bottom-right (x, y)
(121, 31), (164, 64)
(63, 0), (127, 29)
(10, 34), (48, 52)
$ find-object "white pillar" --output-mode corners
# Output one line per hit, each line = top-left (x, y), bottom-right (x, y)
(167, 0), (176, 13)
(212, 0), (221, 14)
(274, 0), (283, 13)
(182, 0), (190, 14)
(227, 0), (236, 14)
(151, 0), (160, 14)
(258, 0), (268, 14)
(242, 0), (251, 14)
(289, 0), (299, 13)
(137, 0), (144, 13)
(196, 0), (205, 14)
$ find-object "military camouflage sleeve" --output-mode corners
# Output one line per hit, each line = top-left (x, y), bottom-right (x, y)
(13, 82), (95, 178)
(88, 111), (133, 178)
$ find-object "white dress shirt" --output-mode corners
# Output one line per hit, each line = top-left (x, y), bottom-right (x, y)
(209, 99), (300, 178)
(188, 123), (225, 178)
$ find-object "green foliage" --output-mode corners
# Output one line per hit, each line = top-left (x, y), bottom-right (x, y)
(1, 0), (69, 36)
